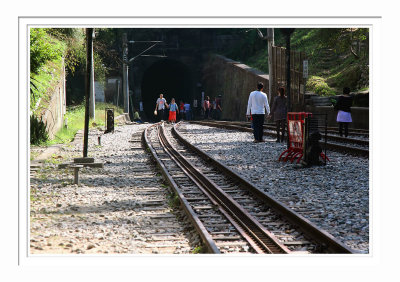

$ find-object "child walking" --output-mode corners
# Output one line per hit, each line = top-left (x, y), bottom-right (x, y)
(168, 98), (179, 123)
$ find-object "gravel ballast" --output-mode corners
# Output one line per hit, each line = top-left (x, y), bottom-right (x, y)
(177, 122), (369, 253)
(30, 124), (201, 254)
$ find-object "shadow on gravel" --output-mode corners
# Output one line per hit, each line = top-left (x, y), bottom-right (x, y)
(39, 197), (169, 217)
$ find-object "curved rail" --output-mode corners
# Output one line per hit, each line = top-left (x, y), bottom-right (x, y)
(158, 123), (290, 254)
(142, 123), (221, 254)
(173, 122), (356, 254)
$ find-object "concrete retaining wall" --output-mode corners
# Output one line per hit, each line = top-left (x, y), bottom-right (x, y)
(41, 63), (66, 139)
(203, 55), (269, 121)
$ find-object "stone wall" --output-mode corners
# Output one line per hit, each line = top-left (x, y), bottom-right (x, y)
(202, 55), (269, 121)
(41, 64), (66, 139)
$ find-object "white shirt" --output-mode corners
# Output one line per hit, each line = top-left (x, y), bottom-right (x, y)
(156, 98), (166, 110)
(246, 90), (270, 115)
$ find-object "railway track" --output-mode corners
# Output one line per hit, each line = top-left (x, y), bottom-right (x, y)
(215, 120), (369, 137)
(191, 120), (369, 158)
(143, 122), (355, 254)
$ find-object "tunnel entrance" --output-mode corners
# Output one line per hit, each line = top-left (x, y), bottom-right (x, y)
(141, 59), (194, 121)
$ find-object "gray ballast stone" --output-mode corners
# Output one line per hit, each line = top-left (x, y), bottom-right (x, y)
(30, 124), (200, 254)
(178, 122), (369, 254)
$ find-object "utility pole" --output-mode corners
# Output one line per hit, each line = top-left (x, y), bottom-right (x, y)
(83, 28), (93, 158)
(281, 28), (295, 148)
(282, 28), (295, 113)
(89, 29), (95, 119)
(121, 34), (165, 118)
(267, 28), (274, 101)
(122, 33), (129, 114)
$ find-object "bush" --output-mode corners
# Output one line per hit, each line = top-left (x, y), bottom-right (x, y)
(307, 76), (336, 96)
(30, 115), (48, 145)
(30, 28), (66, 75)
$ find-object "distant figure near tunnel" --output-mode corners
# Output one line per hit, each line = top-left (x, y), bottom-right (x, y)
(155, 94), (168, 121)
(168, 98), (179, 123)
(184, 102), (191, 120)
(141, 59), (194, 120)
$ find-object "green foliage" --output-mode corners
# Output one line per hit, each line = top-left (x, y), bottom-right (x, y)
(192, 245), (207, 254)
(30, 59), (64, 113)
(45, 102), (124, 145)
(234, 28), (369, 94)
(30, 114), (49, 145)
(30, 28), (66, 75)
(30, 29), (67, 111)
(313, 28), (368, 58)
(226, 29), (265, 62)
(167, 192), (181, 210)
(245, 48), (269, 73)
(307, 76), (336, 96)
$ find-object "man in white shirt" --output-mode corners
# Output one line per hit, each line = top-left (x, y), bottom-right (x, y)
(246, 82), (270, 142)
(155, 93), (168, 121)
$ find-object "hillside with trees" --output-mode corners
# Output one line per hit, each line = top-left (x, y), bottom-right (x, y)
(226, 28), (369, 96)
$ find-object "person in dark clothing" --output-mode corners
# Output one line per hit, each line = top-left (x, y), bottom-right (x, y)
(215, 95), (222, 120)
(203, 96), (211, 119)
(336, 87), (353, 137)
(269, 87), (287, 142)
(179, 100), (185, 121)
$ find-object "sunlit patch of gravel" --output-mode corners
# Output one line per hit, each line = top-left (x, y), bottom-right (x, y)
(30, 124), (201, 254)
(178, 122), (369, 253)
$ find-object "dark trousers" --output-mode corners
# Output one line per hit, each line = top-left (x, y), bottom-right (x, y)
(276, 119), (286, 142)
(185, 110), (191, 120)
(157, 109), (165, 121)
(204, 108), (210, 119)
(338, 122), (349, 137)
(252, 114), (265, 141)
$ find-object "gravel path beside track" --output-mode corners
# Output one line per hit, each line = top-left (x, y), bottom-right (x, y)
(30, 124), (201, 254)
(178, 122), (369, 253)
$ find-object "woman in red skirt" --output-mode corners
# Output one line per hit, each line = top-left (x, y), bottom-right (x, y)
(168, 98), (179, 123)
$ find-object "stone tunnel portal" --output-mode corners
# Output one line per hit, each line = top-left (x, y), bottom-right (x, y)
(141, 59), (194, 121)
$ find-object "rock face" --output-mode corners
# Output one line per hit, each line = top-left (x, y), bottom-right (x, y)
(30, 124), (200, 254)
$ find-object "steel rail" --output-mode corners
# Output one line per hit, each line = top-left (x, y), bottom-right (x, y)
(142, 123), (221, 254)
(173, 122), (356, 254)
(222, 121), (369, 136)
(158, 123), (290, 254)
(156, 125), (266, 254)
(213, 120), (369, 143)
(191, 120), (369, 158)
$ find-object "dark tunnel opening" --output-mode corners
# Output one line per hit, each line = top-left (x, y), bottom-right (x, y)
(141, 59), (194, 121)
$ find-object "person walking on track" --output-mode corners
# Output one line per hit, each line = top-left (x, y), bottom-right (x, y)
(179, 100), (185, 121)
(203, 96), (211, 119)
(155, 93), (168, 121)
(246, 82), (270, 143)
(184, 102), (191, 120)
(269, 86), (287, 142)
(168, 98), (179, 123)
(335, 87), (353, 137)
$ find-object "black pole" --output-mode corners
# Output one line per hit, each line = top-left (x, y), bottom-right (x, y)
(281, 28), (295, 148)
(282, 28), (295, 112)
(286, 34), (291, 113)
(83, 28), (94, 157)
